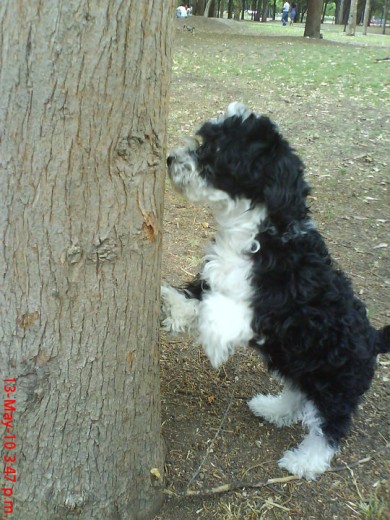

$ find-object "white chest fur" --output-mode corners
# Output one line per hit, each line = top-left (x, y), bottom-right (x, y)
(197, 199), (267, 368)
(201, 199), (266, 301)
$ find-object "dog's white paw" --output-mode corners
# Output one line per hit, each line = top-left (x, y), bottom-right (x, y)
(248, 387), (305, 427)
(198, 292), (253, 368)
(203, 340), (232, 369)
(278, 434), (336, 480)
(160, 285), (199, 333)
(248, 395), (297, 427)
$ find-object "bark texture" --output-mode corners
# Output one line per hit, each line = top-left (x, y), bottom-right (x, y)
(346, 0), (358, 35)
(0, 1), (174, 518)
(304, 0), (323, 37)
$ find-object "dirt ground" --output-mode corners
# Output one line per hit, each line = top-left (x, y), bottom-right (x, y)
(156, 18), (389, 520)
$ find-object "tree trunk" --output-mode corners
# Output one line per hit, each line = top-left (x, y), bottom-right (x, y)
(234, 0), (243, 20)
(336, 0), (346, 24)
(261, 0), (269, 21)
(194, 0), (207, 15)
(204, 0), (214, 16)
(0, 1), (174, 518)
(218, 0), (225, 17)
(382, 0), (389, 34)
(322, 0), (329, 22)
(228, 0), (234, 18)
(346, 0), (358, 34)
(362, 0), (371, 34)
(304, 0), (323, 37)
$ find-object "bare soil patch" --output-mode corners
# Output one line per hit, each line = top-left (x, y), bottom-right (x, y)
(156, 18), (389, 520)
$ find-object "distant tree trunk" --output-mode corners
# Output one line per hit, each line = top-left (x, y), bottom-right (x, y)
(228, 0), (234, 18)
(273, 0), (277, 19)
(304, 0), (323, 37)
(335, 0), (346, 23)
(362, 0), (371, 34)
(322, 0), (329, 22)
(382, 0), (389, 34)
(210, 0), (217, 16)
(346, 0), (358, 34)
(234, 0), (243, 19)
(194, 0), (207, 15)
(0, 0), (174, 518)
(204, 0), (213, 16)
(261, 0), (268, 21)
(253, 0), (260, 20)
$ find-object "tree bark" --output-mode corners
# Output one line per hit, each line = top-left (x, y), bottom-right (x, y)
(322, 0), (329, 22)
(362, 0), (371, 34)
(194, 0), (207, 15)
(0, 1), (174, 518)
(228, 0), (234, 18)
(261, 0), (269, 21)
(346, 0), (358, 34)
(234, 0), (243, 20)
(304, 0), (323, 37)
(335, 0), (346, 24)
(382, 0), (389, 34)
(204, 0), (214, 16)
(218, 0), (225, 17)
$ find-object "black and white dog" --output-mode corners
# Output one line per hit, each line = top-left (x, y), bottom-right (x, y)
(161, 102), (389, 479)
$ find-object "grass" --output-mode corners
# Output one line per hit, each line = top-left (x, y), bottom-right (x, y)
(173, 22), (389, 109)
(246, 20), (390, 46)
(360, 493), (386, 519)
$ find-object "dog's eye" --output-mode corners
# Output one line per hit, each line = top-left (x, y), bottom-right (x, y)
(197, 143), (209, 156)
(199, 141), (217, 154)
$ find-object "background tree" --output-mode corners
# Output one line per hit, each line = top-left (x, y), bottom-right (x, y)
(261, 0), (270, 20)
(228, 0), (234, 18)
(218, 0), (226, 16)
(346, 0), (359, 33)
(304, 0), (323, 36)
(335, 0), (346, 23)
(363, 0), (372, 33)
(234, 0), (244, 19)
(205, 0), (214, 15)
(0, 0), (174, 518)
(194, 0), (207, 15)
(382, 0), (389, 33)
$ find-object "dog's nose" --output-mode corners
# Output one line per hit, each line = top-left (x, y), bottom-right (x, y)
(167, 155), (175, 167)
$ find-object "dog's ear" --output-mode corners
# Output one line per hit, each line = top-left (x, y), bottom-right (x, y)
(261, 151), (310, 229)
(246, 116), (310, 229)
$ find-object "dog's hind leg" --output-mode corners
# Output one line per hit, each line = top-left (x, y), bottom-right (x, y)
(278, 401), (338, 480)
(248, 381), (306, 427)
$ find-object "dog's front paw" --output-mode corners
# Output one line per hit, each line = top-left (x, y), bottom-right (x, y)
(160, 285), (199, 333)
(203, 341), (232, 369)
(198, 293), (253, 368)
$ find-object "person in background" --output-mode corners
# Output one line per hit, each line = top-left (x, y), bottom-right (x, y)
(282, 1), (290, 26)
(176, 3), (188, 18)
(290, 3), (297, 25)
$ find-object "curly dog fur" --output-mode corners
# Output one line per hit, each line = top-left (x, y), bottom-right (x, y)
(161, 102), (389, 479)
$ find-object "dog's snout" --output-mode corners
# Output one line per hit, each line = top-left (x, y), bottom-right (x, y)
(167, 155), (175, 168)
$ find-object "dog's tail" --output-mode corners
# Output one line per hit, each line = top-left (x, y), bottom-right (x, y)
(376, 325), (390, 354)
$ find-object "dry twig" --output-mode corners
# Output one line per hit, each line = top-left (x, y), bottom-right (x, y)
(164, 455), (374, 498)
